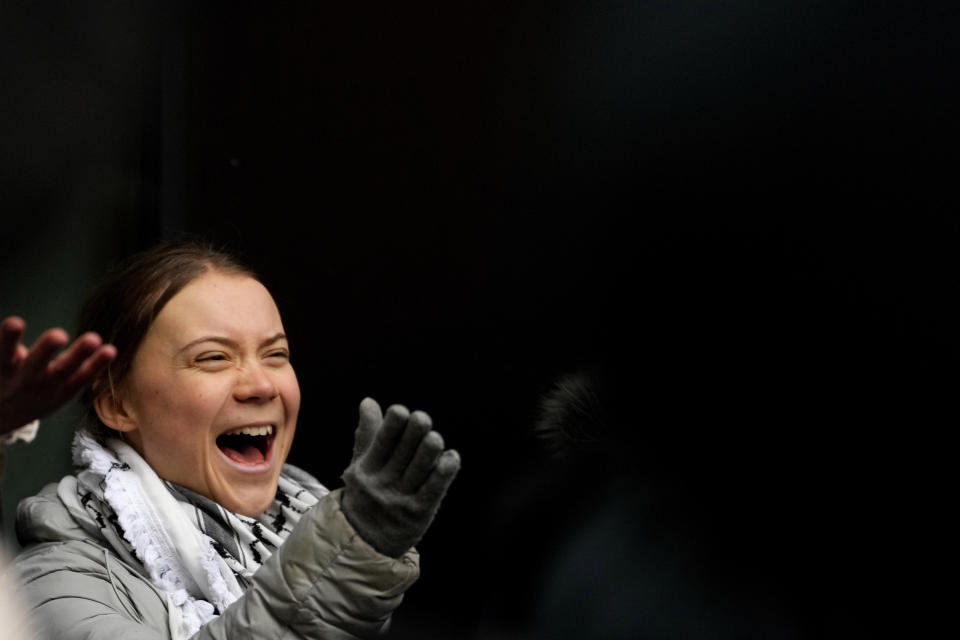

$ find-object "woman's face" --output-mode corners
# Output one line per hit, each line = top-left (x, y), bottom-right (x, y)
(112, 270), (300, 516)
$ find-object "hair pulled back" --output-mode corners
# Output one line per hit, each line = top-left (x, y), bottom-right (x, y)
(78, 241), (257, 439)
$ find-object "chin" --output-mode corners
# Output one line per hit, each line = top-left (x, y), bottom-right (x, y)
(219, 481), (279, 517)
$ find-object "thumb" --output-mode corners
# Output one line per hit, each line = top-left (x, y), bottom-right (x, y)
(352, 397), (383, 463)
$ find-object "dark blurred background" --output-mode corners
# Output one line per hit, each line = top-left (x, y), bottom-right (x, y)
(1, 1), (955, 637)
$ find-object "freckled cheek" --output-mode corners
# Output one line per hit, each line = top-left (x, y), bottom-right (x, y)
(134, 381), (177, 421)
(150, 386), (216, 440)
(288, 369), (302, 403)
(285, 385), (302, 424)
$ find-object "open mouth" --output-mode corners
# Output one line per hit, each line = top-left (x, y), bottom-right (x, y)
(216, 424), (275, 466)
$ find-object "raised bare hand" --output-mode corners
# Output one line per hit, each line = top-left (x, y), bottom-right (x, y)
(0, 316), (116, 436)
(340, 397), (461, 558)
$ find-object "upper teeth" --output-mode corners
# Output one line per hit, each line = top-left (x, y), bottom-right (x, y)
(223, 425), (274, 437)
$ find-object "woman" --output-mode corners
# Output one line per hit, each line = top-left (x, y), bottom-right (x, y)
(1, 241), (460, 639)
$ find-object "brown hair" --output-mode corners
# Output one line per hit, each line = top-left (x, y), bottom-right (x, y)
(78, 240), (257, 439)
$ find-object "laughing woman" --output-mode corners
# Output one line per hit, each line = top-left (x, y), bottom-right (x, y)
(2, 242), (460, 639)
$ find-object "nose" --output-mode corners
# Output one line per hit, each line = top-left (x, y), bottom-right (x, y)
(233, 362), (279, 403)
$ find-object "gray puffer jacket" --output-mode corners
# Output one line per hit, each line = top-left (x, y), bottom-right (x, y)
(10, 482), (420, 639)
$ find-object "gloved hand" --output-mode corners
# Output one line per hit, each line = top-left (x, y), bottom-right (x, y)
(340, 397), (461, 558)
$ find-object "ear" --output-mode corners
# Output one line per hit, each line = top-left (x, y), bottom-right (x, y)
(93, 388), (138, 433)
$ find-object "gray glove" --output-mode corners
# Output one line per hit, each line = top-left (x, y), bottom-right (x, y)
(340, 397), (461, 558)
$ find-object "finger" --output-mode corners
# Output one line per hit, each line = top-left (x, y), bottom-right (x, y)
(0, 316), (26, 368)
(63, 344), (117, 397)
(20, 328), (70, 379)
(13, 344), (28, 368)
(352, 397), (383, 462)
(382, 410), (433, 479)
(400, 429), (445, 492)
(48, 332), (103, 379)
(416, 449), (461, 507)
(362, 403), (410, 472)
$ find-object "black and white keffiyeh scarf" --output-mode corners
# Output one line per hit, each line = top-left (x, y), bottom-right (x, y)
(58, 430), (328, 640)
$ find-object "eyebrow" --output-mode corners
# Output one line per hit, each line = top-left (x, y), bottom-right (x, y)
(177, 333), (287, 354)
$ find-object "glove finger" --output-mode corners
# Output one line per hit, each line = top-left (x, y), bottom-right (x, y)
(399, 429), (445, 492)
(382, 410), (433, 480)
(361, 403), (410, 472)
(415, 449), (461, 508)
(352, 397), (383, 463)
